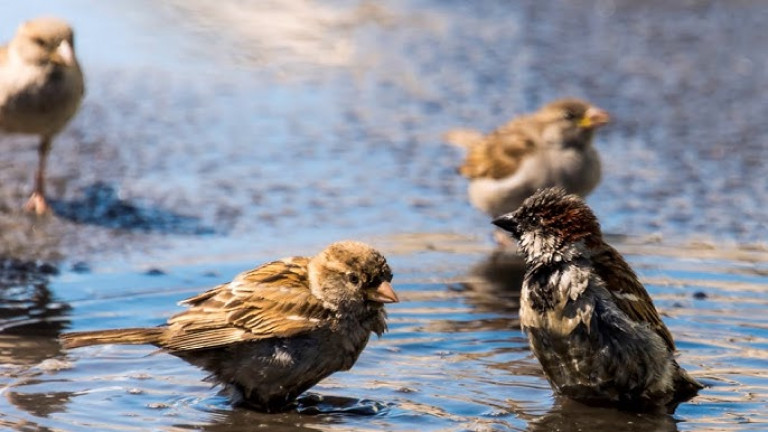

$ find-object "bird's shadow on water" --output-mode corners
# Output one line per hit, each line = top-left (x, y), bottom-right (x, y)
(524, 398), (679, 432)
(49, 182), (217, 235)
(192, 393), (389, 432)
(293, 393), (389, 416)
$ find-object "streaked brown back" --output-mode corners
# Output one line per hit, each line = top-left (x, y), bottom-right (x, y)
(160, 257), (332, 351)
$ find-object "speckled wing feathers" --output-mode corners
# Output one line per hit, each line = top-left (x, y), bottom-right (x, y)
(592, 246), (676, 351)
(161, 257), (331, 351)
(459, 123), (536, 180)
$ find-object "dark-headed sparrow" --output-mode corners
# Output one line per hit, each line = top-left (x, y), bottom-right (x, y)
(447, 99), (609, 220)
(61, 241), (399, 412)
(0, 17), (85, 214)
(492, 188), (702, 412)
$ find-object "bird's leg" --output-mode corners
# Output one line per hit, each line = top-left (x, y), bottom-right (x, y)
(24, 135), (52, 215)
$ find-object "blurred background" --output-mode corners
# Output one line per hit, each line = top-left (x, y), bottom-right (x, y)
(0, 1), (766, 431)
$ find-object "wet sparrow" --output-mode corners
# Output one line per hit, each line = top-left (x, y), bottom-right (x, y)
(447, 99), (609, 220)
(493, 188), (702, 412)
(0, 17), (85, 214)
(61, 241), (399, 412)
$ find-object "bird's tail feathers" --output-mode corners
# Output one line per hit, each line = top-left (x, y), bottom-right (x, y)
(442, 128), (485, 149)
(673, 364), (704, 403)
(60, 328), (164, 349)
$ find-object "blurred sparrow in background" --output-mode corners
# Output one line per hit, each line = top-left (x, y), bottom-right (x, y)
(493, 188), (702, 412)
(62, 241), (399, 412)
(446, 99), (609, 243)
(0, 17), (85, 214)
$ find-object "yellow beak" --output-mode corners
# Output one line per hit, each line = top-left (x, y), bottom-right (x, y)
(579, 107), (611, 129)
(50, 40), (74, 66)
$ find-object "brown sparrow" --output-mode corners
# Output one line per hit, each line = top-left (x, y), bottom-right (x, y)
(447, 99), (609, 220)
(0, 17), (85, 214)
(493, 188), (702, 412)
(61, 241), (399, 412)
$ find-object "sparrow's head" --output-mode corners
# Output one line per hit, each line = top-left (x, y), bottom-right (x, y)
(11, 17), (77, 67)
(536, 98), (610, 149)
(493, 188), (603, 259)
(309, 241), (398, 311)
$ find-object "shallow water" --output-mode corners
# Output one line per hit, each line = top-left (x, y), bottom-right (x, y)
(2, 242), (768, 431)
(0, 0), (766, 431)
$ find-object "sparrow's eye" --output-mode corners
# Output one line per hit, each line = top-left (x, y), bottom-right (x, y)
(563, 110), (577, 121)
(32, 37), (46, 47)
(346, 273), (360, 285)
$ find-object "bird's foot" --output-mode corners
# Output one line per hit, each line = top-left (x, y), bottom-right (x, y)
(24, 192), (50, 215)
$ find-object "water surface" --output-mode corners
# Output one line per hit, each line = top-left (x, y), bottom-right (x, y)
(0, 1), (766, 430)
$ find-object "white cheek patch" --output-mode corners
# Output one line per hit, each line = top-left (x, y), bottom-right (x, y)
(520, 230), (560, 263)
(519, 232), (532, 248)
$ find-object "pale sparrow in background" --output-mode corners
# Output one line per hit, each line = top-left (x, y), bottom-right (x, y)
(62, 241), (399, 412)
(446, 99), (609, 222)
(0, 17), (85, 214)
(493, 188), (702, 412)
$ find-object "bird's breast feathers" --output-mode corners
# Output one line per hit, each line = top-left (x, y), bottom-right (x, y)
(520, 263), (596, 337)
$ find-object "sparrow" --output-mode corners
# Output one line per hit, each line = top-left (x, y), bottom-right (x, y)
(446, 99), (609, 221)
(61, 241), (399, 412)
(0, 17), (85, 214)
(492, 188), (702, 412)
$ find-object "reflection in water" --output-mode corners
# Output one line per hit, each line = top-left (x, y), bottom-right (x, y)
(0, 259), (69, 347)
(459, 249), (525, 316)
(460, 250), (546, 379)
(197, 407), (327, 432)
(0, 258), (72, 423)
(294, 393), (389, 416)
(5, 389), (73, 419)
(526, 399), (679, 432)
(416, 250), (525, 335)
(188, 393), (386, 432)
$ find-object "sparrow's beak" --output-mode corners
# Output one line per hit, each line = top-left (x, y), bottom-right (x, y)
(578, 107), (610, 129)
(492, 213), (520, 238)
(50, 39), (74, 66)
(365, 281), (399, 303)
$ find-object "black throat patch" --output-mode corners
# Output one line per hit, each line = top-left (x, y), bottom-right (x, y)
(525, 263), (564, 313)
